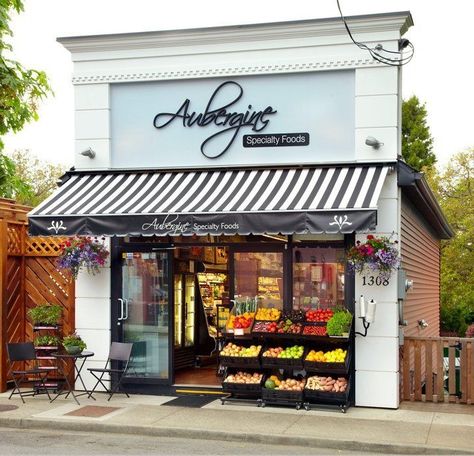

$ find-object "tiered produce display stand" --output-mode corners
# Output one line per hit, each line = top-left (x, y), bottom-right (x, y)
(219, 309), (352, 412)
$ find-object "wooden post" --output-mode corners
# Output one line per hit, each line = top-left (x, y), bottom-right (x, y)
(436, 339), (444, 402)
(414, 340), (422, 401)
(0, 220), (8, 392)
(426, 339), (433, 402)
(403, 340), (411, 401)
(467, 339), (474, 405)
(448, 341), (456, 403)
(460, 339), (467, 404)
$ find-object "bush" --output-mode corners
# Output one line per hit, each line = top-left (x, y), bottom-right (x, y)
(466, 324), (474, 338)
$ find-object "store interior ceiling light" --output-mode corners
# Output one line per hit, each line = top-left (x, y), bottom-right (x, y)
(365, 136), (384, 149)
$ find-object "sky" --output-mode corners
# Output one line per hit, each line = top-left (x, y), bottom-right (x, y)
(3, 0), (474, 169)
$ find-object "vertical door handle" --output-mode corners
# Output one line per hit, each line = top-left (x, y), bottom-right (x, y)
(124, 299), (129, 321)
(118, 298), (124, 321)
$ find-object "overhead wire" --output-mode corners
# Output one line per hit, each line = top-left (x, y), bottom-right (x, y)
(336, 0), (414, 67)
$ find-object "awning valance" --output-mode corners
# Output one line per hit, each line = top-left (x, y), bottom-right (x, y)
(29, 165), (389, 237)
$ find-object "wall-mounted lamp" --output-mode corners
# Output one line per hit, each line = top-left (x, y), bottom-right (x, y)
(417, 319), (429, 330)
(365, 136), (384, 149)
(355, 295), (377, 337)
(80, 147), (96, 159)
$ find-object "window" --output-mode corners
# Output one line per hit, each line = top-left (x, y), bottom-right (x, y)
(234, 252), (284, 309)
(293, 246), (345, 310)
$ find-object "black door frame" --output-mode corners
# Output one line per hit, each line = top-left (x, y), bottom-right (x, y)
(110, 237), (174, 388)
(110, 235), (355, 401)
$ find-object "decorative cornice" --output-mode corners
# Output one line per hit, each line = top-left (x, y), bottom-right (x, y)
(71, 57), (382, 84)
(59, 12), (413, 54)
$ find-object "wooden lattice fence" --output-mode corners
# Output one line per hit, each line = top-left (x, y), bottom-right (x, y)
(0, 198), (75, 392)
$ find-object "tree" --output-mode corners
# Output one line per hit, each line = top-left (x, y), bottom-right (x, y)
(402, 96), (436, 171)
(0, 0), (51, 196)
(6, 149), (66, 206)
(429, 149), (474, 335)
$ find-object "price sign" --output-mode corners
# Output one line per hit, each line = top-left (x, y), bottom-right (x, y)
(234, 328), (244, 336)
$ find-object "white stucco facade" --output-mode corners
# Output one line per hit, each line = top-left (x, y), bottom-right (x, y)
(62, 12), (412, 407)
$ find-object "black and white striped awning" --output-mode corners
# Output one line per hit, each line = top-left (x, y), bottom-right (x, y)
(29, 165), (389, 236)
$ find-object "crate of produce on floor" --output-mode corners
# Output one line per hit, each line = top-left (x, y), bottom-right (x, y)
(222, 370), (264, 394)
(304, 375), (350, 404)
(262, 375), (306, 402)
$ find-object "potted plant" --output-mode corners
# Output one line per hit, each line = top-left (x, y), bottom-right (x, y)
(327, 309), (353, 337)
(27, 304), (62, 327)
(34, 335), (60, 347)
(62, 333), (87, 355)
(347, 234), (400, 280)
(57, 236), (109, 280)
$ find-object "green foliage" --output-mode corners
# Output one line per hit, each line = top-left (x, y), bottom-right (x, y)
(27, 303), (62, 325)
(0, 152), (29, 197)
(5, 149), (65, 206)
(34, 335), (60, 347)
(402, 96), (436, 171)
(0, 0), (52, 197)
(466, 324), (474, 338)
(326, 309), (352, 336)
(62, 333), (87, 350)
(428, 150), (474, 335)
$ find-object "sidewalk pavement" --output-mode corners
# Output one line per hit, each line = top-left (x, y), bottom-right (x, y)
(0, 390), (473, 454)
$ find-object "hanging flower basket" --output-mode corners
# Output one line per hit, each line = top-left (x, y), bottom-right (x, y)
(57, 236), (109, 280)
(347, 235), (400, 280)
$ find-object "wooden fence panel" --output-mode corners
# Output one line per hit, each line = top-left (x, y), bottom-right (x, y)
(403, 336), (474, 405)
(6, 257), (23, 345)
(25, 257), (74, 344)
(0, 199), (75, 392)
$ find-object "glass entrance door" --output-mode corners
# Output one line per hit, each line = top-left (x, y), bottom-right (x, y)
(119, 251), (170, 381)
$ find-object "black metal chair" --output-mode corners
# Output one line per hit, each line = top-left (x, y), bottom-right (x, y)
(87, 342), (133, 401)
(6, 342), (54, 403)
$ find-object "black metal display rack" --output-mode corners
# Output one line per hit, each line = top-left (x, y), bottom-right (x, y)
(33, 325), (62, 393)
(219, 326), (352, 413)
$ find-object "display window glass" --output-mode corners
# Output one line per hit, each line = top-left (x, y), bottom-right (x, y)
(293, 246), (345, 310)
(234, 252), (284, 309)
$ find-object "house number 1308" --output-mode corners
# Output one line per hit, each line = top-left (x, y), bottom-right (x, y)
(362, 276), (390, 286)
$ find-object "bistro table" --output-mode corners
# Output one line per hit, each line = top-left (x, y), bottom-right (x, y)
(50, 351), (95, 405)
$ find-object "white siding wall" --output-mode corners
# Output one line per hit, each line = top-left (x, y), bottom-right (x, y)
(354, 171), (400, 408)
(74, 237), (111, 391)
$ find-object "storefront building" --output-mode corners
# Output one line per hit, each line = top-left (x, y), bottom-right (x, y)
(29, 12), (452, 408)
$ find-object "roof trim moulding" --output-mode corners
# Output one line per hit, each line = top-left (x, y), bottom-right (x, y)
(398, 160), (454, 240)
(57, 11), (413, 54)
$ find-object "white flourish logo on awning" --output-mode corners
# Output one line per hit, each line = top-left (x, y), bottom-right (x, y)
(329, 215), (352, 231)
(47, 220), (67, 234)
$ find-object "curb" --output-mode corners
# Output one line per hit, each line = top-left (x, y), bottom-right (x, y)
(0, 416), (472, 455)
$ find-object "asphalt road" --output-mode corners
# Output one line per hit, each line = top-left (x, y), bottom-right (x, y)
(0, 426), (358, 455)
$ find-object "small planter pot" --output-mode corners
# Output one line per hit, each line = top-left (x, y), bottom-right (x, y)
(64, 345), (83, 355)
